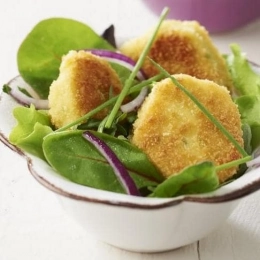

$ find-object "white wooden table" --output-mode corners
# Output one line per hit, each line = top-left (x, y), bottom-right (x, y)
(1, 1), (260, 259)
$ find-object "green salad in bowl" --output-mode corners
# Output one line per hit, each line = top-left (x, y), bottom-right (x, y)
(2, 7), (260, 252)
(2, 8), (260, 199)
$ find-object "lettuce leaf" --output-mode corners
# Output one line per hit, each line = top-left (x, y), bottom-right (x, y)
(226, 44), (260, 96)
(9, 105), (53, 159)
(226, 44), (260, 150)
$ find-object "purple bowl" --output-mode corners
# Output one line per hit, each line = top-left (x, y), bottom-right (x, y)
(142, 0), (260, 33)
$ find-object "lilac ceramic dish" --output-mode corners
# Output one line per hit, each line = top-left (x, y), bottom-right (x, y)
(142, 0), (260, 33)
(1, 72), (260, 252)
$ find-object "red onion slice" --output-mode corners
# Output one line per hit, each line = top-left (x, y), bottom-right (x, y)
(120, 86), (148, 113)
(6, 76), (49, 109)
(83, 131), (140, 196)
(86, 49), (147, 81)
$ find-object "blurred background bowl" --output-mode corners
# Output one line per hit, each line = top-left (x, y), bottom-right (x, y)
(141, 0), (260, 33)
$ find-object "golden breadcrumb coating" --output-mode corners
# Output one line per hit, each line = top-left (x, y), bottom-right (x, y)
(132, 74), (243, 183)
(120, 20), (233, 90)
(48, 50), (122, 129)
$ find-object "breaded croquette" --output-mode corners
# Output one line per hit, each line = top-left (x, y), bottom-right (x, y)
(120, 20), (233, 90)
(48, 50), (122, 128)
(131, 74), (243, 183)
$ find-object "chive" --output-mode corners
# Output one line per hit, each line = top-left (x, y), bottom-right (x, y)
(150, 59), (248, 158)
(97, 115), (109, 133)
(103, 7), (169, 129)
(56, 74), (163, 132)
(215, 156), (251, 172)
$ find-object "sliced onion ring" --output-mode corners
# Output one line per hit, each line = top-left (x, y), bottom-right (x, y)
(82, 131), (140, 196)
(120, 86), (148, 113)
(6, 76), (49, 109)
(85, 49), (147, 81)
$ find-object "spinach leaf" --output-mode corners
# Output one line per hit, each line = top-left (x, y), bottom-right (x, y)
(43, 130), (164, 194)
(9, 105), (53, 159)
(149, 161), (219, 198)
(17, 18), (115, 99)
(109, 62), (137, 85)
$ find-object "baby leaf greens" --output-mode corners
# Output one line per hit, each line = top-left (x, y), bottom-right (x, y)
(9, 105), (53, 159)
(17, 18), (115, 99)
(226, 44), (260, 96)
(6, 8), (257, 199)
(42, 130), (164, 194)
(150, 162), (218, 198)
(83, 131), (141, 196)
(226, 44), (260, 150)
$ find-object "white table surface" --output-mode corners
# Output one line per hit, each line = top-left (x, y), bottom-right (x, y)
(1, 1), (260, 259)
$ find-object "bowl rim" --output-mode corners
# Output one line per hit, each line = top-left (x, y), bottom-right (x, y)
(1, 114), (260, 209)
(1, 77), (260, 210)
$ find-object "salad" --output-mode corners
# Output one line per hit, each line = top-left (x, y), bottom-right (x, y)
(3, 8), (260, 198)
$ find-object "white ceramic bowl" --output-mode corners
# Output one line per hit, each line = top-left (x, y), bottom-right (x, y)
(1, 77), (260, 253)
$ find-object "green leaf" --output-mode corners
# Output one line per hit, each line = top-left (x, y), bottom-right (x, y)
(251, 125), (260, 151)
(149, 162), (219, 198)
(109, 62), (137, 85)
(17, 18), (115, 99)
(225, 44), (260, 151)
(226, 44), (260, 96)
(236, 95), (260, 126)
(242, 123), (252, 155)
(9, 105), (53, 159)
(226, 44), (260, 150)
(2, 84), (11, 94)
(42, 130), (164, 194)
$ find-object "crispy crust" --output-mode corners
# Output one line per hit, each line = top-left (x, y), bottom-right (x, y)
(48, 50), (122, 128)
(131, 74), (243, 183)
(120, 20), (233, 90)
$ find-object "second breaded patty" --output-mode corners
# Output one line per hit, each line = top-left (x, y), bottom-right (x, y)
(120, 20), (233, 90)
(131, 74), (243, 183)
(48, 50), (122, 129)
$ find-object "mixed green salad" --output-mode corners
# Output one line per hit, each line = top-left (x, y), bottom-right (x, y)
(3, 9), (260, 197)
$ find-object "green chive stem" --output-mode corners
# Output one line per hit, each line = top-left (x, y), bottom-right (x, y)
(216, 156), (251, 171)
(104, 7), (169, 129)
(56, 74), (163, 132)
(150, 59), (248, 158)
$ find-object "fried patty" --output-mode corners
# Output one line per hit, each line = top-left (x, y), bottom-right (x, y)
(48, 50), (122, 129)
(131, 74), (243, 183)
(120, 20), (233, 90)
